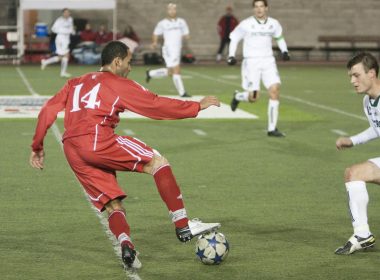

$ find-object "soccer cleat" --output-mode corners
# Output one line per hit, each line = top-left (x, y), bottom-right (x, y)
(145, 70), (151, 83)
(180, 92), (192, 98)
(60, 72), (72, 78)
(267, 128), (286, 137)
(335, 234), (375, 255)
(230, 91), (240, 112)
(41, 59), (47, 70)
(121, 244), (142, 269)
(176, 218), (221, 242)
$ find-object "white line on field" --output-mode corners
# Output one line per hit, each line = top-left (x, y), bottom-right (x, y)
(183, 70), (367, 122)
(16, 67), (141, 280)
(331, 129), (348, 136)
(123, 129), (136, 136)
(193, 129), (207, 136)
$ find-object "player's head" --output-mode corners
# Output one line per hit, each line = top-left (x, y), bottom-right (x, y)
(101, 41), (132, 78)
(167, 3), (177, 18)
(347, 52), (379, 93)
(253, 0), (268, 19)
(226, 5), (233, 15)
(62, 8), (70, 18)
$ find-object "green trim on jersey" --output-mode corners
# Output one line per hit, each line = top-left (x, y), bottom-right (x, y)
(253, 16), (268, 24)
(369, 96), (380, 107)
(275, 35), (284, 41)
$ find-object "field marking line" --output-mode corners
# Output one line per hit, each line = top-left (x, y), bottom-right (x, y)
(331, 129), (348, 136)
(123, 129), (136, 136)
(16, 67), (141, 280)
(193, 129), (207, 136)
(183, 69), (367, 122)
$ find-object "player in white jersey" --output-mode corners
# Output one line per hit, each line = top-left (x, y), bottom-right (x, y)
(146, 3), (191, 97)
(227, 0), (290, 137)
(41, 8), (74, 78)
(334, 52), (380, 255)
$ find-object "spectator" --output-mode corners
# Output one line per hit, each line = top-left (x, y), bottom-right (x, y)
(216, 5), (238, 62)
(95, 24), (112, 45)
(80, 23), (96, 42)
(123, 25), (140, 43)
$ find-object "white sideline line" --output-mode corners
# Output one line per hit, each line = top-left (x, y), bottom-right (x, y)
(184, 70), (367, 122)
(123, 129), (136, 136)
(331, 129), (348, 136)
(16, 67), (141, 280)
(193, 129), (207, 136)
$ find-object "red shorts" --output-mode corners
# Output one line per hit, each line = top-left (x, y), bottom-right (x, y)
(63, 133), (154, 212)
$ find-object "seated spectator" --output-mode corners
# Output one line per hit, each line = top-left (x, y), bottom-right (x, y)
(123, 25), (140, 43)
(80, 23), (96, 42)
(95, 24), (113, 45)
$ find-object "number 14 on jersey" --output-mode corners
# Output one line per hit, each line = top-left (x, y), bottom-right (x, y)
(71, 83), (101, 112)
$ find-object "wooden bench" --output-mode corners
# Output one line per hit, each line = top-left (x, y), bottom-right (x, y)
(318, 36), (380, 60)
(273, 46), (314, 61)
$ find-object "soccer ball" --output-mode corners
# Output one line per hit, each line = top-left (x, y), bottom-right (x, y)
(195, 232), (229, 265)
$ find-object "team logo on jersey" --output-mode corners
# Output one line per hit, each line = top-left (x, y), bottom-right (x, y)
(269, 25), (273, 29)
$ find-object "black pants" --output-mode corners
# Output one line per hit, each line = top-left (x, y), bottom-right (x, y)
(217, 37), (230, 55)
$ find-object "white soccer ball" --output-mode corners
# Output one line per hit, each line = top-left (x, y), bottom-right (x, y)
(195, 232), (229, 265)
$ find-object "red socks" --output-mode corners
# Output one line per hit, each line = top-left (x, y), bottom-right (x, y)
(153, 165), (189, 228)
(108, 210), (134, 249)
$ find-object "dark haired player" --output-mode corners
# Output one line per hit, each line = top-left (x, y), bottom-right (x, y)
(335, 52), (380, 254)
(30, 41), (221, 268)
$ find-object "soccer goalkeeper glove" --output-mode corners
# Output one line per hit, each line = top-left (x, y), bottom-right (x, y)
(227, 56), (237, 65)
(282, 52), (290, 61)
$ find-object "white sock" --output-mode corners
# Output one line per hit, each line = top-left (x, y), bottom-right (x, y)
(345, 181), (371, 238)
(43, 56), (60, 65)
(235, 91), (249, 102)
(172, 74), (186, 96)
(149, 68), (168, 78)
(61, 57), (69, 75)
(268, 99), (279, 132)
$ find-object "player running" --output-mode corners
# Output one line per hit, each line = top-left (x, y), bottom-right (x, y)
(334, 52), (380, 255)
(41, 8), (74, 78)
(30, 41), (221, 269)
(146, 3), (191, 97)
(227, 0), (290, 137)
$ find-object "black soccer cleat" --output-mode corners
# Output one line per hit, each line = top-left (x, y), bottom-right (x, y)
(335, 234), (375, 255)
(180, 92), (192, 98)
(145, 70), (151, 83)
(176, 225), (193, 242)
(267, 128), (286, 137)
(230, 91), (240, 112)
(121, 244), (141, 269)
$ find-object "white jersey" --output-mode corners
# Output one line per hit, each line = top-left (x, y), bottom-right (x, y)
(350, 95), (380, 145)
(153, 17), (189, 49)
(229, 16), (286, 58)
(51, 16), (74, 41)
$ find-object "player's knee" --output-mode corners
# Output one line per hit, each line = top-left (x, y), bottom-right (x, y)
(144, 154), (170, 175)
(104, 198), (125, 215)
(269, 84), (280, 99)
(344, 165), (362, 182)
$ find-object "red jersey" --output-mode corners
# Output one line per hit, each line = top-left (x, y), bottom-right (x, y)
(31, 71), (200, 152)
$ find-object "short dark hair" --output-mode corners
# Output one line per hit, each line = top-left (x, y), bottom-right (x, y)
(101, 41), (129, 66)
(253, 0), (268, 7)
(62, 8), (69, 13)
(347, 52), (379, 77)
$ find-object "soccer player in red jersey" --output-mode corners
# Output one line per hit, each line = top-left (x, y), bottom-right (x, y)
(29, 41), (221, 269)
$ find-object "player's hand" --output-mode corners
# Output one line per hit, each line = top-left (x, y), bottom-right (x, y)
(29, 150), (45, 170)
(336, 137), (353, 150)
(227, 56), (237, 66)
(282, 52), (290, 61)
(200, 96), (220, 110)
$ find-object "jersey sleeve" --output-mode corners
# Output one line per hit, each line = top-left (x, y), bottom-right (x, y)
(31, 81), (70, 152)
(181, 19), (190, 36)
(228, 22), (245, 57)
(118, 80), (200, 120)
(153, 21), (164, 36)
(273, 20), (283, 39)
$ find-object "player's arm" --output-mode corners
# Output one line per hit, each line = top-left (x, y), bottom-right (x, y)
(151, 21), (163, 49)
(30, 82), (70, 169)
(336, 126), (379, 150)
(273, 21), (290, 61)
(182, 19), (190, 41)
(120, 81), (219, 120)
(227, 23), (244, 65)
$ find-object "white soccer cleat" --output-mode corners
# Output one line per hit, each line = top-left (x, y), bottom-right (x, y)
(335, 234), (375, 255)
(176, 218), (221, 242)
(60, 72), (72, 78)
(41, 59), (47, 70)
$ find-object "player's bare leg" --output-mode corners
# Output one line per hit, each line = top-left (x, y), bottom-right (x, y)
(143, 153), (220, 242)
(267, 83), (285, 137)
(105, 199), (141, 269)
(335, 161), (380, 255)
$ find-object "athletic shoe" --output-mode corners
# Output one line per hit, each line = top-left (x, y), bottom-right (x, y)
(145, 70), (151, 83)
(41, 59), (47, 70)
(335, 234), (375, 255)
(267, 128), (286, 137)
(180, 92), (192, 98)
(121, 244), (142, 269)
(230, 91), (239, 112)
(176, 218), (221, 242)
(60, 72), (72, 78)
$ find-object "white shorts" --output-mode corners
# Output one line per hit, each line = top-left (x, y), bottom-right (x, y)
(369, 158), (380, 168)
(55, 35), (70, 56)
(241, 56), (281, 91)
(162, 46), (181, 68)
